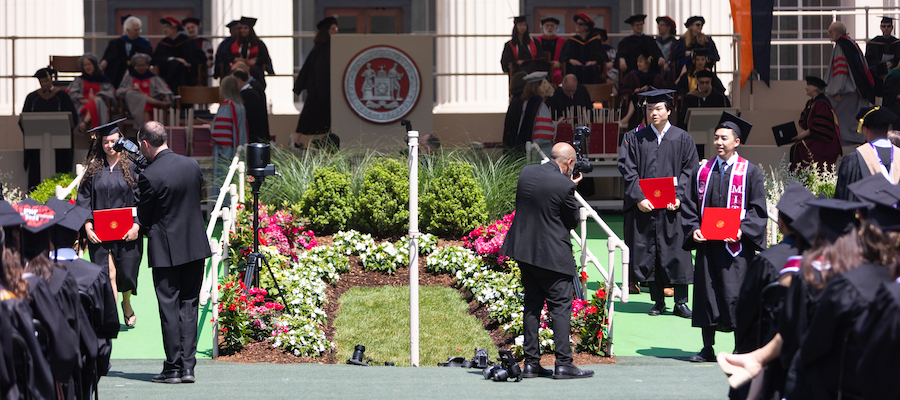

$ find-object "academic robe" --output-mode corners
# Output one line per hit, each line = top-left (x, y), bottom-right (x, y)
(656, 35), (678, 63)
(790, 94), (842, 170)
(241, 86), (269, 143)
(46, 265), (98, 400)
(882, 69), (900, 119)
(539, 35), (567, 85)
(546, 85), (593, 119)
(213, 37), (236, 78)
(682, 157), (768, 331)
(864, 34), (899, 96)
(617, 34), (663, 74)
(855, 281), (900, 399)
(228, 39), (274, 86)
(618, 124), (698, 285)
(672, 36), (720, 71)
(67, 75), (115, 129)
(116, 70), (173, 129)
(23, 274), (79, 386)
(76, 158), (143, 295)
(19, 88), (79, 190)
(2, 295), (56, 400)
(294, 41), (331, 136)
(100, 36), (152, 91)
(152, 33), (206, 91)
(560, 30), (607, 84)
(785, 263), (891, 400)
(677, 90), (731, 129)
(619, 70), (667, 130)
(194, 36), (214, 78)
(675, 69), (726, 96)
(503, 96), (525, 151)
(833, 142), (899, 201)
(500, 37), (547, 75)
(826, 36), (875, 145)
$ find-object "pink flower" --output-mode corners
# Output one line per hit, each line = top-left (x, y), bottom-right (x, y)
(586, 306), (598, 315)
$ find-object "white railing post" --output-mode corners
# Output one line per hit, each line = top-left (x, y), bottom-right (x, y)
(407, 129), (420, 367)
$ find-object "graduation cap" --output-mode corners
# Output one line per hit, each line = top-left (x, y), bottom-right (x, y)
(692, 48), (710, 58)
(881, 16), (895, 25)
(181, 17), (201, 27)
(695, 69), (716, 79)
(159, 16), (183, 28)
(805, 75), (827, 89)
(523, 71), (548, 83)
(511, 15), (529, 24)
(776, 181), (817, 222)
(33, 67), (55, 80)
(637, 88), (675, 107)
(541, 17), (560, 25)
(45, 198), (90, 233)
(239, 16), (257, 28)
(573, 13), (595, 27)
(657, 16), (677, 29)
(0, 201), (25, 228)
(848, 174), (900, 231)
(625, 14), (647, 25)
(317, 16), (337, 30)
(685, 16), (706, 28)
(716, 111), (752, 142)
(857, 106), (897, 133)
(12, 198), (57, 234)
(226, 20), (240, 29)
(793, 198), (867, 245)
(86, 118), (127, 138)
(596, 28), (608, 42)
(120, 14), (132, 25)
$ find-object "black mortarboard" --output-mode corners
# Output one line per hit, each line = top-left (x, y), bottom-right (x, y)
(848, 174), (900, 231)
(882, 16), (895, 25)
(226, 20), (240, 28)
(45, 198), (90, 233)
(86, 118), (127, 137)
(777, 181), (817, 222)
(805, 75), (827, 89)
(625, 14), (647, 25)
(685, 16), (706, 28)
(692, 48), (710, 58)
(317, 16), (337, 30)
(33, 68), (55, 80)
(596, 28), (608, 42)
(12, 198), (57, 234)
(511, 15), (529, 24)
(182, 17), (201, 26)
(523, 71), (548, 83)
(716, 111), (752, 142)
(794, 198), (867, 245)
(857, 106), (897, 130)
(121, 14), (132, 25)
(0, 200), (25, 227)
(239, 16), (257, 28)
(637, 88), (675, 106)
(695, 69), (715, 79)
(541, 17), (560, 25)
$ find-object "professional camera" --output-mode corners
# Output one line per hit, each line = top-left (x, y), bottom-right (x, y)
(246, 143), (276, 178)
(481, 350), (522, 382)
(571, 126), (594, 175)
(346, 344), (370, 366)
(112, 137), (149, 170)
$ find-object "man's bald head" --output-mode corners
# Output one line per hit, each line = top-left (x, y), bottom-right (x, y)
(562, 74), (578, 96)
(551, 142), (576, 164)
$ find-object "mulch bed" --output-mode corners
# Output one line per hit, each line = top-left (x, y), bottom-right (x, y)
(215, 237), (615, 366)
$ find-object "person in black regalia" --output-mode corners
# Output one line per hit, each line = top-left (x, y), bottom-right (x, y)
(500, 15), (547, 76)
(20, 67), (79, 191)
(834, 106), (900, 201)
(293, 17), (337, 147)
(855, 258), (900, 399)
(152, 16), (206, 93)
(546, 73), (593, 119)
(101, 15), (152, 87)
(865, 16), (900, 97)
(618, 55), (667, 131)
(214, 20), (240, 79)
(617, 14), (663, 76)
(537, 17), (567, 85)
(77, 120), (142, 329)
(502, 71), (528, 151)
(673, 16), (720, 73)
(677, 69), (731, 128)
(682, 113), (768, 363)
(560, 13), (607, 84)
(618, 89), (698, 317)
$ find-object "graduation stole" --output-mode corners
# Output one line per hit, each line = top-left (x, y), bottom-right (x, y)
(697, 156), (749, 257)
(856, 143), (900, 184)
(779, 255), (802, 276)
(510, 37), (538, 60)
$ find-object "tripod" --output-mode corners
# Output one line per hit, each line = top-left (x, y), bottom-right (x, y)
(242, 177), (291, 314)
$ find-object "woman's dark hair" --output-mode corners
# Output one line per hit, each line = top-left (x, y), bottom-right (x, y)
(314, 23), (334, 44)
(511, 23), (530, 46)
(24, 253), (56, 282)
(2, 248), (28, 299)
(238, 25), (261, 47)
(82, 132), (136, 188)
(796, 222), (899, 290)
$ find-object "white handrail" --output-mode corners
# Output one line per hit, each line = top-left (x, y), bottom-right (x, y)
(55, 163), (86, 200)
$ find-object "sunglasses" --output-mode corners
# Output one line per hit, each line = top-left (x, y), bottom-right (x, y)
(576, 22), (587, 26)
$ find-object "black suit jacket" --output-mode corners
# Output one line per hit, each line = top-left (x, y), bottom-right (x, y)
(241, 86), (269, 143)
(138, 149), (211, 268)
(546, 85), (593, 118)
(500, 162), (580, 276)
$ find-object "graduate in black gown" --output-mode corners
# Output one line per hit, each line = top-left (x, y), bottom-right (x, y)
(213, 20), (240, 79)
(152, 16), (206, 92)
(682, 113), (768, 363)
(560, 13), (607, 84)
(618, 89), (698, 317)
(293, 17), (337, 146)
(865, 16), (900, 97)
(20, 68), (79, 191)
(500, 16), (547, 76)
(101, 15), (152, 87)
(616, 14), (663, 75)
(834, 106), (900, 201)
(855, 264), (900, 399)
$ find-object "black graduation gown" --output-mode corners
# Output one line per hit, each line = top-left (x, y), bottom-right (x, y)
(500, 37), (547, 75)
(151, 33), (206, 91)
(677, 91), (731, 129)
(833, 146), (893, 201)
(617, 125), (698, 284)
(503, 96), (525, 151)
(675, 70), (726, 96)
(785, 263), (890, 400)
(682, 159), (768, 330)
(46, 266), (98, 400)
(672, 37), (720, 71)
(617, 34), (663, 74)
(546, 85), (593, 119)
(24, 274), (79, 385)
(19, 88), (79, 190)
(2, 295), (56, 400)
(241, 87), (269, 143)
(865, 35), (899, 96)
(213, 37), (236, 78)
(560, 30), (607, 84)
(855, 281), (900, 399)
(101, 37), (153, 88)
(76, 159), (143, 295)
(733, 240), (798, 354)
(294, 41), (331, 136)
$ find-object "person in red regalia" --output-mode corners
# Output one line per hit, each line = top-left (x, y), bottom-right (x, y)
(790, 76), (842, 171)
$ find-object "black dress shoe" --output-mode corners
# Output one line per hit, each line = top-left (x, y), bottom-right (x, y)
(648, 302), (665, 316)
(181, 369), (195, 383)
(673, 303), (693, 319)
(553, 365), (594, 379)
(151, 370), (182, 384)
(522, 363), (553, 378)
(689, 347), (716, 363)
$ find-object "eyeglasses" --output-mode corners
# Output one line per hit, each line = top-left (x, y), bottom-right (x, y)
(576, 22), (587, 26)
(693, 22), (703, 27)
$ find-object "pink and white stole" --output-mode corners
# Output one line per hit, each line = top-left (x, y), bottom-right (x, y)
(697, 156), (749, 257)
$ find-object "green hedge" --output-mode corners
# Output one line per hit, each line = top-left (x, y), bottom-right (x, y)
(300, 166), (354, 234)
(355, 158), (409, 237)
(29, 173), (76, 203)
(422, 161), (487, 237)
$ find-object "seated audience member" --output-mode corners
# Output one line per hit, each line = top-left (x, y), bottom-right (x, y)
(677, 69), (731, 128)
(20, 68), (79, 190)
(560, 13), (608, 84)
(101, 15), (152, 87)
(537, 17), (567, 85)
(152, 16), (206, 92)
(675, 49), (725, 95)
(617, 14), (663, 75)
(673, 16), (720, 72)
(232, 70), (269, 143)
(116, 53), (173, 130)
(546, 74), (594, 119)
(618, 54), (667, 131)
(182, 17), (214, 83)
(69, 53), (116, 132)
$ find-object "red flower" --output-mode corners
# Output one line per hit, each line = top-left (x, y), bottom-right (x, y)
(68, 199), (75, 204)
(596, 330), (604, 339)
(580, 271), (588, 281)
(586, 306), (598, 315)
(228, 304), (236, 311)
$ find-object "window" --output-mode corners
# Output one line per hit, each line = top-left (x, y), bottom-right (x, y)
(770, 0), (840, 81)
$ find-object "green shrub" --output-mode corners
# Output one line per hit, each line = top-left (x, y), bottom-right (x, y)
(29, 173), (76, 203)
(355, 158), (409, 237)
(422, 161), (487, 237)
(300, 167), (354, 234)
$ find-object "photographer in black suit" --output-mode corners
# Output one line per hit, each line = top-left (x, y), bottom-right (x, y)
(500, 142), (594, 379)
(137, 121), (212, 384)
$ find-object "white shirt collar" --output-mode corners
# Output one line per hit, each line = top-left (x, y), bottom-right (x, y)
(650, 122), (671, 144)
(49, 248), (79, 261)
(872, 138), (892, 148)
(715, 152), (739, 168)
(240, 83), (251, 91)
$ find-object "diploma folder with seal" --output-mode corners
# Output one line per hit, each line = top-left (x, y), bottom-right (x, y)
(639, 177), (677, 209)
(93, 207), (133, 242)
(700, 207), (742, 240)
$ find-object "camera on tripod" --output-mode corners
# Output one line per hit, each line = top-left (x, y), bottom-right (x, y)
(571, 126), (593, 176)
(246, 143), (276, 178)
(112, 137), (149, 170)
(482, 350), (522, 382)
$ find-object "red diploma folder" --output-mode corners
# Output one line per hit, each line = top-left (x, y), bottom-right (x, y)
(700, 207), (742, 241)
(639, 177), (677, 209)
(93, 208), (133, 242)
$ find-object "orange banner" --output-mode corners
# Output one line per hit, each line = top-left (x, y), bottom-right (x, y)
(730, 0), (754, 88)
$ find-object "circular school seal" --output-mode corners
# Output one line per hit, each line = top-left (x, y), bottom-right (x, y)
(343, 45), (421, 124)
(653, 190), (661, 198)
(110, 221), (119, 229)
(716, 220), (725, 228)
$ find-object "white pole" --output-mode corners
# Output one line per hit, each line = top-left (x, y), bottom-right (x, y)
(408, 130), (420, 367)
